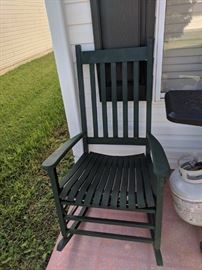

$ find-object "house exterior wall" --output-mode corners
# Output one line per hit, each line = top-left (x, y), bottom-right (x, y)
(162, 0), (202, 93)
(49, 0), (202, 168)
(0, 0), (52, 74)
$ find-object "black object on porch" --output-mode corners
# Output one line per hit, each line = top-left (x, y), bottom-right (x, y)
(42, 40), (170, 266)
(165, 90), (202, 126)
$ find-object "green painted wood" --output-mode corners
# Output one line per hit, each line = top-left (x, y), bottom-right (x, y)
(42, 132), (84, 170)
(128, 157), (136, 209)
(147, 133), (170, 177)
(42, 41), (168, 266)
(100, 63), (108, 138)
(89, 64), (98, 137)
(84, 155), (108, 205)
(153, 176), (165, 266)
(62, 200), (156, 213)
(65, 215), (155, 229)
(146, 101), (152, 137)
(135, 157), (146, 208)
(67, 205), (79, 217)
(67, 154), (99, 201)
(76, 42), (154, 147)
(122, 62), (128, 138)
(101, 156), (118, 207)
(146, 154), (157, 196)
(146, 39), (154, 141)
(110, 157), (124, 208)
(68, 229), (153, 243)
(154, 248), (163, 266)
(87, 137), (147, 145)
(57, 206), (88, 251)
(75, 154), (102, 204)
(59, 152), (156, 210)
(60, 153), (88, 188)
(81, 46), (148, 64)
(48, 168), (68, 237)
(75, 45), (88, 152)
(133, 61), (139, 137)
(60, 153), (94, 199)
(119, 157), (129, 209)
(140, 156), (155, 207)
(146, 39), (154, 102)
(111, 62), (118, 137)
(93, 156), (112, 206)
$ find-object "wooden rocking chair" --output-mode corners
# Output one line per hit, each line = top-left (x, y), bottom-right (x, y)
(42, 39), (170, 266)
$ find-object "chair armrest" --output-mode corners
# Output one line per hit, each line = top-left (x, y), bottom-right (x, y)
(147, 133), (171, 178)
(42, 132), (84, 171)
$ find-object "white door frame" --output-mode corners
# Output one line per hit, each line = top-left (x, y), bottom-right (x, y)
(45, 0), (83, 159)
(153, 0), (167, 101)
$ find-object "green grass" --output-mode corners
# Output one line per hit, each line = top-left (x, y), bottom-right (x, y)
(0, 53), (73, 269)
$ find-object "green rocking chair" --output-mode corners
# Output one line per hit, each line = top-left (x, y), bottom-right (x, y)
(42, 39), (170, 266)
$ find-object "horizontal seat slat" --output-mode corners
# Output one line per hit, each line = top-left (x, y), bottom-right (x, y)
(110, 158), (124, 208)
(84, 155), (108, 205)
(60, 153), (94, 198)
(101, 156), (118, 207)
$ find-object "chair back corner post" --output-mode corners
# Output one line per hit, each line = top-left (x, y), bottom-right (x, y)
(146, 38), (154, 154)
(75, 45), (89, 153)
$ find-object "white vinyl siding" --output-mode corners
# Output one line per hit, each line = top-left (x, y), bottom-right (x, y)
(161, 0), (202, 92)
(59, 0), (202, 168)
(0, 0), (52, 74)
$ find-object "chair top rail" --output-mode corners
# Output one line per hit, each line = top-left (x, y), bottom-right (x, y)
(80, 46), (148, 64)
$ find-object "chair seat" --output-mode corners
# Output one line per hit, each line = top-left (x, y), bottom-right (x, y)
(60, 152), (156, 210)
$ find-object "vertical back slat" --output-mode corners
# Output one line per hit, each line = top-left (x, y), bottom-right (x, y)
(100, 63), (108, 138)
(111, 63), (118, 137)
(90, 64), (98, 137)
(122, 62), (128, 138)
(133, 61), (139, 137)
(75, 45), (88, 152)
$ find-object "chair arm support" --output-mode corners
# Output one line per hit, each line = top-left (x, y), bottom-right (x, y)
(42, 132), (84, 171)
(147, 133), (171, 178)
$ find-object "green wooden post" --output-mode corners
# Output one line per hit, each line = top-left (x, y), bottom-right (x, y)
(46, 168), (69, 251)
(76, 45), (89, 153)
(153, 176), (165, 266)
(146, 39), (154, 154)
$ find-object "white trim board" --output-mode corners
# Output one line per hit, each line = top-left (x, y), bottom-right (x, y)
(44, 0), (83, 159)
(153, 0), (167, 101)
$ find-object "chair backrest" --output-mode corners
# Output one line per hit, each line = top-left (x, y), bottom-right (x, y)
(76, 39), (154, 152)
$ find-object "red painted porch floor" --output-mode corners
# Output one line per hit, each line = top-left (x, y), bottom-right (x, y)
(47, 185), (202, 270)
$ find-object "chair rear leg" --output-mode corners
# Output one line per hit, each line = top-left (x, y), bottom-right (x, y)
(47, 168), (69, 251)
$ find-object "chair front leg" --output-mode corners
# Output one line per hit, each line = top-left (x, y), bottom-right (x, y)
(47, 168), (69, 250)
